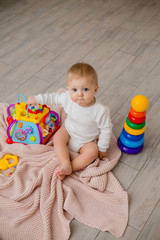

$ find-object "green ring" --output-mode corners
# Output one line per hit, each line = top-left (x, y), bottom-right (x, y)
(126, 117), (145, 129)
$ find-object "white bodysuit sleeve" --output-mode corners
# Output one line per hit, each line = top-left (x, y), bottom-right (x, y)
(97, 106), (113, 152)
(35, 92), (67, 108)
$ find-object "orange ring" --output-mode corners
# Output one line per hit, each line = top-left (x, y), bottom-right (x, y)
(130, 108), (146, 118)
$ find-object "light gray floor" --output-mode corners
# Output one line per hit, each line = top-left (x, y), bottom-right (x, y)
(0, 0), (160, 239)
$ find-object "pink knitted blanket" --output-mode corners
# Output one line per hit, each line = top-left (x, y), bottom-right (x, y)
(0, 101), (128, 240)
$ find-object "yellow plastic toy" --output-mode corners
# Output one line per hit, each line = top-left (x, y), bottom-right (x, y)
(0, 154), (18, 171)
(131, 95), (149, 112)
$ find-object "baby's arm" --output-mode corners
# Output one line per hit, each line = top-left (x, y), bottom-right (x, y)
(97, 106), (113, 158)
(27, 92), (67, 107)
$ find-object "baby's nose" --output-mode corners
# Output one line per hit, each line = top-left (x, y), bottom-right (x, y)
(78, 90), (83, 96)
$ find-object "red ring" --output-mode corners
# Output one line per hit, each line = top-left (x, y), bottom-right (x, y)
(128, 112), (146, 124)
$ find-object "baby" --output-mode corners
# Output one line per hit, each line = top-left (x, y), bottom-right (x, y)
(27, 63), (112, 180)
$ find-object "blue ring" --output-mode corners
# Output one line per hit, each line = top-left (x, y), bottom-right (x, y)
(117, 138), (143, 154)
(122, 128), (144, 141)
(120, 132), (144, 148)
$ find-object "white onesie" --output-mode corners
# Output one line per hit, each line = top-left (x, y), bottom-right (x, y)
(35, 91), (112, 153)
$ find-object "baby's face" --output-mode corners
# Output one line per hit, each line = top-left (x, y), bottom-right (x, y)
(67, 77), (98, 107)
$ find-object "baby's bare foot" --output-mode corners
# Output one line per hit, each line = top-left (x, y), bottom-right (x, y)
(56, 162), (72, 180)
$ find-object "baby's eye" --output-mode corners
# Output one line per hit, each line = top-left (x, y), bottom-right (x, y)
(84, 88), (89, 92)
(72, 88), (77, 92)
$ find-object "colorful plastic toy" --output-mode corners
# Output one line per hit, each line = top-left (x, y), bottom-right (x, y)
(6, 94), (60, 145)
(117, 95), (149, 154)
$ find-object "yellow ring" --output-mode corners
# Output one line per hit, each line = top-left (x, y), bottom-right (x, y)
(124, 122), (145, 135)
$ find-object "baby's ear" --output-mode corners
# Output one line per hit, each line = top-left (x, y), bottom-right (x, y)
(95, 85), (99, 93)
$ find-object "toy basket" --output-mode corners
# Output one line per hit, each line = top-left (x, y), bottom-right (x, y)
(6, 94), (60, 144)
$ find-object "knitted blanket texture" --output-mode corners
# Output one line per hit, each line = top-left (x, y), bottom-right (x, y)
(0, 102), (128, 240)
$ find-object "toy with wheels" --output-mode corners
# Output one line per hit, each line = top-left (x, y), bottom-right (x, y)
(6, 94), (60, 145)
(117, 95), (149, 154)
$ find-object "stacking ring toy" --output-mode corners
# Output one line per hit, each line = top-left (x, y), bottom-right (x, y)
(124, 122), (145, 135)
(117, 95), (148, 154)
(126, 117), (145, 129)
(117, 138), (144, 154)
(128, 112), (146, 124)
(130, 108), (146, 118)
(122, 128), (144, 141)
(120, 132), (144, 148)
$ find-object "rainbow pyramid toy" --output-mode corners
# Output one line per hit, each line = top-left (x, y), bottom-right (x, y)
(117, 95), (149, 154)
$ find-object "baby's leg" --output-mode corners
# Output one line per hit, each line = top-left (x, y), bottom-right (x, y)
(71, 141), (98, 172)
(53, 127), (72, 180)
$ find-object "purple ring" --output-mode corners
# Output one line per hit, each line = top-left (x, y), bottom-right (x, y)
(50, 111), (60, 126)
(7, 104), (15, 117)
(7, 120), (17, 138)
(117, 137), (143, 154)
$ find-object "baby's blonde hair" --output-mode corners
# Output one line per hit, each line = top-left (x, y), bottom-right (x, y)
(67, 63), (98, 86)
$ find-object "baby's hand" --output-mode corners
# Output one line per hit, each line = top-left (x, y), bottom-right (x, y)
(98, 151), (107, 159)
(27, 96), (37, 106)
